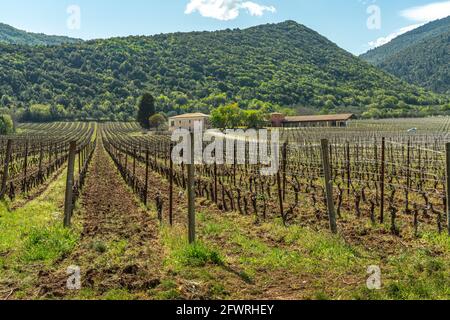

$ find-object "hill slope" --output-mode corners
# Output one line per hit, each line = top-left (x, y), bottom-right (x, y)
(361, 17), (450, 93)
(0, 23), (82, 46)
(0, 21), (444, 121)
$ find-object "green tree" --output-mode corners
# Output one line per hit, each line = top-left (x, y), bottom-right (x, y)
(362, 108), (383, 119)
(244, 110), (266, 128)
(381, 96), (399, 109)
(0, 95), (12, 107)
(0, 114), (14, 135)
(324, 99), (335, 109)
(137, 93), (155, 129)
(211, 103), (245, 129)
(149, 113), (167, 130)
(247, 99), (272, 112)
(203, 93), (227, 108)
(440, 103), (450, 111)
(25, 104), (52, 122)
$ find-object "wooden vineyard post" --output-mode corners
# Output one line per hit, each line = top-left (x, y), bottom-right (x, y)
(214, 161), (218, 204)
(125, 147), (128, 171)
(22, 140), (29, 193)
(79, 145), (83, 167)
(133, 148), (136, 178)
(282, 141), (288, 201)
(0, 139), (13, 199)
(64, 141), (76, 227)
(321, 139), (337, 234)
(48, 143), (52, 166)
(276, 165), (284, 225)
(446, 143), (450, 235)
(78, 146), (82, 176)
(38, 142), (44, 178)
(181, 162), (186, 189)
(374, 139), (378, 176)
(144, 149), (149, 206)
(329, 144), (333, 180)
(346, 141), (351, 199)
(154, 143), (157, 169)
(379, 137), (386, 224)
(233, 146), (237, 187)
(187, 131), (196, 244)
(405, 139), (411, 213)
(55, 143), (59, 165)
(169, 142), (174, 226)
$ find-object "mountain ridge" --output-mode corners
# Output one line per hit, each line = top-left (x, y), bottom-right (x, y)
(360, 16), (450, 93)
(0, 22), (82, 46)
(361, 16), (450, 64)
(0, 20), (446, 121)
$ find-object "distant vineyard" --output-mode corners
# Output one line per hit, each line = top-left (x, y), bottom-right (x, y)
(0, 122), (96, 206)
(101, 117), (450, 237)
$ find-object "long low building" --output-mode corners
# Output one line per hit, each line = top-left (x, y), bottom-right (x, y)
(271, 113), (355, 128)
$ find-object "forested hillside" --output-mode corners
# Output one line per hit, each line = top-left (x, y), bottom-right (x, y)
(0, 23), (82, 46)
(0, 20), (446, 121)
(361, 16), (450, 94)
(378, 31), (449, 94)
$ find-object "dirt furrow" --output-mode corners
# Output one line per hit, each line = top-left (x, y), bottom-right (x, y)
(38, 136), (163, 299)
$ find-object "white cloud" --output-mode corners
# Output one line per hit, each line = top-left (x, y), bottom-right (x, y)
(241, 2), (276, 16)
(367, 1), (450, 49)
(368, 23), (425, 48)
(185, 0), (276, 21)
(400, 1), (450, 22)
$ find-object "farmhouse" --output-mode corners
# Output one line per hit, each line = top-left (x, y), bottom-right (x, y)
(271, 113), (355, 128)
(168, 113), (211, 132)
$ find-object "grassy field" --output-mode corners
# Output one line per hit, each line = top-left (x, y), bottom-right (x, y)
(0, 168), (81, 299)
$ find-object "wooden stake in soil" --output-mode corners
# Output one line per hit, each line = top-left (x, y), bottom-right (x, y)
(64, 141), (77, 227)
(380, 137), (386, 224)
(132, 148), (136, 177)
(233, 142), (237, 187)
(346, 141), (350, 199)
(321, 139), (337, 234)
(22, 140), (29, 193)
(282, 141), (288, 201)
(405, 139), (411, 213)
(276, 165), (284, 225)
(446, 143), (450, 236)
(144, 149), (149, 206)
(169, 142), (174, 226)
(213, 149), (218, 204)
(38, 142), (44, 178)
(187, 131), (196, 243)
(0, 139), (13, 199)
(78, 146), (82, 176)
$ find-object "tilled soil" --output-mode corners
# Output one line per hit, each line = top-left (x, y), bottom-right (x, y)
(38, 137), (163, 299)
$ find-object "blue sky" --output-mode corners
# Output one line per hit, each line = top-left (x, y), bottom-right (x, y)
(0, 0), (449, 54)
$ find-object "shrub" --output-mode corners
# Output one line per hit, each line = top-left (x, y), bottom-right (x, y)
(0, 114), (14, 135)
(21, 226), (78, 263)
(179, 242), (224, 267)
